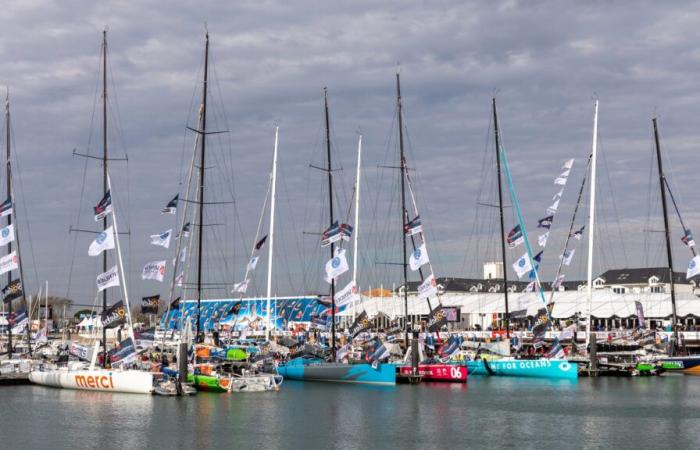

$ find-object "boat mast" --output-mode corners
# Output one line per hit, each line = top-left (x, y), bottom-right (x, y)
(196, 33), (209, 343)
(652, 117), (678, 350)
(265, 127), (278, 340)
(397, 73), (410, 346)
(492, 98), (510, 339)
(585, 100), (599, 349)
(4, 92), (11, 358)
(352, 135), (362, 319)
(323, 88), (336, 360)
(101, 30), (108, 367)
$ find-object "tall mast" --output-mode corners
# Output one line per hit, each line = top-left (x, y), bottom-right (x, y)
(585, 100), (599, 349)
(492, 98), (510, 339)
(397, 73), (409, 345)
(265, 127), (278, 340)
(4, 91), (11, 358)
(352, 135), (362, 319)
(324, 88), (336, 360)
(196, 33), (209, 343)
(653, 117), (678, 350)
(101, 30), (108, 367)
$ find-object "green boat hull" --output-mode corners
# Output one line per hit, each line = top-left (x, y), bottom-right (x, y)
(187, 373), (227, 393)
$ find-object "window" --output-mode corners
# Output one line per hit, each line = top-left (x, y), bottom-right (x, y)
(612, 287), (626, 294)
(650, 286), (663, 293)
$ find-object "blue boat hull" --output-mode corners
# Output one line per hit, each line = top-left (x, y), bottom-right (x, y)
(277, 358), (396, 385)
(467, 359), (578, 380)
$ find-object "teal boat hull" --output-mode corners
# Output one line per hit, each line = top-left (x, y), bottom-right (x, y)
(466, 359), (577, 380)
(277, 357), (396, 385)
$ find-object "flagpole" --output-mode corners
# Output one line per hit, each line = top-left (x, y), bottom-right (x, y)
(265, 127), (278, 341)
(352, 135), (362, 321)
(585, 100), (599, 349)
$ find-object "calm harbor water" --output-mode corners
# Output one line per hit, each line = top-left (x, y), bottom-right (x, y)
(2, 376), (699, 449)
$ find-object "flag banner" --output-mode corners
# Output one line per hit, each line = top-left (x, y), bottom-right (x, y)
(150, 229), (172, 248)
(560, 249), (575, 266)
(507, 224), (524, 249)
(97, 265), (120, 291)
(554, 169), (571, 185)
(232, 280), (249, 294)
(426, 306), (448, 332)
(336, 343), (351, 362)
(534, 251), (543, 263)
(33, 326), (48, 343)
(102, 300), (127, 329)
(0, 198), (12, 217)
(142, 260), (166, 282)
(367, 337), (391, 366)
(635, 300), (645, 328)
(134, 327), (156, 347)
(571, 225), (585, 240)
(553, 188), (564, 201)
(560, 323), (577, 341)
(335, 280), (360, 308)
(108, 337), (137, 366)
(175, 272), (183, 287)
(141, 295), (160, 314)
(682, 229), (696, 248)
(547, 336), (565, 358)
(525, 281), (536, 292)
(88, 226), (115, 256)
(0, 223), (15, 247)
(94, 190), (113, 221)
(69, 342), (90, 361)
(162, 194), (178, 214)
(409, 243), (429, 271)
(321, 221), (342, 247)
(255, 234), (268, 250)
(179, 248), (186, 263)
(324, 248), (349, 283)
(310, 316), (331, 331)
(531, 307), (550, 348)
(552, 274), (566, 290)
(0, 251), (19, 275)
(538, 232), (549, 247)
(9, 310), (28, 334)
(687, 255), (700, 279)
(404, 215), (423, 236)
(537, 215), (553, 229)
(439, 334), (463, 358)
(512, 253), (533, 279)
(546, 198), (560, 215)
(2, 278), (22, 304)
(180, 222), (191, 238)
(339, 223), (354, 241)
(562, 158), (575, 170)
(418, 273), (438, 299)
(349, 310), (371, 338)
(247, 256), (259, 271)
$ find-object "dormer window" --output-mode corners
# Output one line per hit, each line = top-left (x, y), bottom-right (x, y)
(649, 276), (659, 286)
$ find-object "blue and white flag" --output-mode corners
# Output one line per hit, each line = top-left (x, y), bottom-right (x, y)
(682, 229), (695, 248)
(507, 224), (524, 249)
(162, 194), (178, 214)
(339, 223), (354, 241)
(0, 223), (15, 247)
(409, 243), (429, 271)
(247, 256), (259, 271)
(324, 248), (349, 283)
(547, 336), (565, 359)
(0, 198), (12, 217)
(321, 221), (341, 247)
(88, 226), (115, 256)
(552, 274), (566, 290)
(538, 231), (549, 247)
(560, 249), (575, 266)
(404, 215), (423, 236)
(512, 253), (533, 279)
(180, 222), (191, 239)
(687, 255), (700, 279)
(537, 215), (553, 229)
(150, 229), (172, 248)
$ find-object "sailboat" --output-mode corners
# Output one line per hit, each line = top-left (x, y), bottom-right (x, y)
(276, 88), (395, 385)
(29, 31), (154, 394)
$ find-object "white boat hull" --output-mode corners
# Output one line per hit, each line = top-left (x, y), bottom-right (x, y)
(29, 369), (154, 394)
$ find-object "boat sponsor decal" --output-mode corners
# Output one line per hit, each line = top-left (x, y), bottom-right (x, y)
(74, 373), (115, 389)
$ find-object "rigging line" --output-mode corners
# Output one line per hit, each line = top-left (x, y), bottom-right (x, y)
(599, 133), (629, 267)
(179, 63), (203, 188)
(643, 136), (655, 267)
(277, 153), (302, 294)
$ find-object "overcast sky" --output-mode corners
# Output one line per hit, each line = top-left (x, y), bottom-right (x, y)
(0, 1), (698, 308)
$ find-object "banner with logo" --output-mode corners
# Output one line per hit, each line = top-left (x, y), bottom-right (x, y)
(141, 295), (160, 314)
(0, 251), (19, 276)
(108, 337), (137, 366)
(418, 274), (438, 299)
(426, 306), (448, 332)
(0, 223), (15, 247)
(88, 226), (115, 256)
(97, 265), (120, 292)
(102, 300), (127, 329)
(335, 280), (360, 308)
(349, 310), (371, 338)
(2, 278), (22, 304)
(142, 260), (166, 282)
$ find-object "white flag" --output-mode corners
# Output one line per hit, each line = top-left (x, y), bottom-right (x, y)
(417, 273), (438, 299)
(0, 224), (15, 247)
(554, 169), (570, 185)
(150, 229), (172, 248)
(547, 198), (560, 215)
(525, 281), (536, 292)
(552, 274), (566, 289)
(88, 226), (115, 256)
(247, 256), (259, 272)
(687, 256), (700, 279)
(179, 248), (187, 263)
(175, 272), (184, 287)
(96, 265), (120, 291)
(142, 260), (166, 282)
(560, 249), (575, 266)
(538, 232), (549, 247)
(512, 253), (533, 279)
(561, 158), (574, 170)
(324, 248), (349, 283)
(0, 251), (18, 275)
(409, 243), (429, 271)
(552, 188), (564, 201)
(335, 280), (360, 307)
(232, 280), (249, 293)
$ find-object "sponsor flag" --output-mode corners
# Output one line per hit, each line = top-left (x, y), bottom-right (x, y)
(562, 158), (575, 170)
(553, 188), (564, 201)
(687, 255), (700, 279)
(33, 326), (48, 343)
(512, 253), (533, 279)
(538, 232), (549, 247)
(150, 229), (172, 248)
(367, 337), (391, 367)
(404, 215), (423, 236)
(162, 194), (178, 214)
(141, 295), (160, 314)
(552, 274), (566, 290)
(507, 224), (524, 249)
(560, 323), (577, 341)
(560, 249), (575, 266)
(409, 243), (429, 271)
(339, 223), (354, 241)
(9, 309), (28, 334)
(336, 343), (351, 362)
(554, 169), (571, 185)
(69, 342), (90, 360)
(537, 215), (553, 229)
(0, 251), (18, 275)
(255, 234), (268, 250)
(0, 224), (14, 247)
(0, 198), (12, 217)
(571, 225), (585, 240)
(180, 222), (191, 238)
(310, 316), (331, 331)
(335, 280), (360, 308)
(232, 280), (249, 294)
(439, 334), (463, 358)
(175, 272), (184, 287)
(525, 281), (536, 292)
(426, 306), (448, 332)
(108, 337), (137, 366)
(247, 256), (259, 271)
(142, 260), (166, 282)
(349, 310), (371, 338)
(547, 198), (560, 215)
(94, 190), (113, 221)
(534, 251), (543, 263)
(321, 221), (342, 247)
(88, 226), (115, 256)
(635, 300), (645, 329)
(97, 265), (120, 291)
(418, 273), (438, 299)
(682, 229), (696, 248)
(547, 336), (565, 358)
(531, 307), (550, 348)
(324, 248), (349, 283)
(102, 300), (127, 329)
(2, 278), (22, 303)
